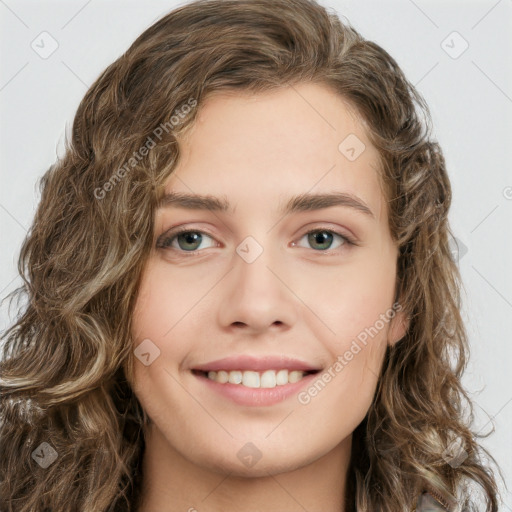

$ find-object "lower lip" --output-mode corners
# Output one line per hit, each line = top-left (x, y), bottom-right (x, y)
(192, 371), (319, 407)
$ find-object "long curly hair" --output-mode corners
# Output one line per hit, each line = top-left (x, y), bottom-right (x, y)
(0, 0), (501, 510)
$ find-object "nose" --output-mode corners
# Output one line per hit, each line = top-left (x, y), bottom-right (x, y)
(216, 238), (299, 335)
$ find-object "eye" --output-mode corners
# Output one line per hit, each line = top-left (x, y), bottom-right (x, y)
(156, 229), (217, 252)
(294, 228), (354, 251)
(156, 226), (355, 255)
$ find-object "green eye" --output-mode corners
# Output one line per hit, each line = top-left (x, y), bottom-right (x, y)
(297, 229), (352, 251)
(157, 230), (216, 252)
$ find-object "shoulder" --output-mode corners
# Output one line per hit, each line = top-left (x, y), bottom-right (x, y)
(415, 491), (450, 511)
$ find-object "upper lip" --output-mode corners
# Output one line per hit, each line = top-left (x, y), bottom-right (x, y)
(192, 355), (322, 373)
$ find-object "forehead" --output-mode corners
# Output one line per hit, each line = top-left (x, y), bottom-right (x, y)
(163, 83), (386, 223)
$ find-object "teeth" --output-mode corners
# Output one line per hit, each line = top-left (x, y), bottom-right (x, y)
(217, 370), (229, 383)
(260, 370), (276, 388)
(228, 370), (242, 384)
(242, 371), (260, 388)
(276, 369), (288, 386)
(204, 369), (310, 388)
(288, 370), (303, 383)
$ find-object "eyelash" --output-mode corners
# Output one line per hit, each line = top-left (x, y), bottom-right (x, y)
(156, 226), (356, 256)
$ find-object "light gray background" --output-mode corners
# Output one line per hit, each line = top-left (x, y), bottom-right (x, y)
(1, 0), (511, 507)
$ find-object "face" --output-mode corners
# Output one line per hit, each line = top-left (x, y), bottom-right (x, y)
(129, 82), (407, 477)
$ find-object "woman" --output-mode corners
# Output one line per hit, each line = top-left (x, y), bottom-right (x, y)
(0, 0), (501, 510)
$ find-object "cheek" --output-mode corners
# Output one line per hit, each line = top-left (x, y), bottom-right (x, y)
(296, 316), (388, 444)
(301, 248), (397, 344)
(131, 260), (215, 342)
(130, 263), (219, 420)
(130, 266), (187, 407)
(297, 245), (395, 407)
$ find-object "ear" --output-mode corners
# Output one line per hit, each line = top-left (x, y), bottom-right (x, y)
(387, 304), (409, 346)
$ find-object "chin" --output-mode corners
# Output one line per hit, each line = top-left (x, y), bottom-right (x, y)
(194, 444), (321, 479)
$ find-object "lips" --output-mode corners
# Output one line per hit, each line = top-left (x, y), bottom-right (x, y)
(193, 370), (320, 406)
(190, 355), (322, 406)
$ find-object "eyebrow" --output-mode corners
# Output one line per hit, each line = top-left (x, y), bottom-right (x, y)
(157, 191), (374, 218)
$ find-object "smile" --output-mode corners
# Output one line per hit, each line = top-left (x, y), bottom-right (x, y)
(198, 369), (317, 388)
(191, 369), (321, 407)
(190, 355), (323, 406)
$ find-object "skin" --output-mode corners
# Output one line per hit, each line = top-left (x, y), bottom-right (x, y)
(129, 82), (408, 511)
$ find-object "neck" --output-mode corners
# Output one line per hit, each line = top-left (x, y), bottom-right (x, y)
(137, 422), (352, 512)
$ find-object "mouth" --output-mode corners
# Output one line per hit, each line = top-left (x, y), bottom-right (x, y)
(191, 368), (320, 389)
(190, 355), (323, 406)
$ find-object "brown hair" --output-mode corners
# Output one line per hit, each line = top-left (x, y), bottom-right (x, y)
(0, 0), (501, 510)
